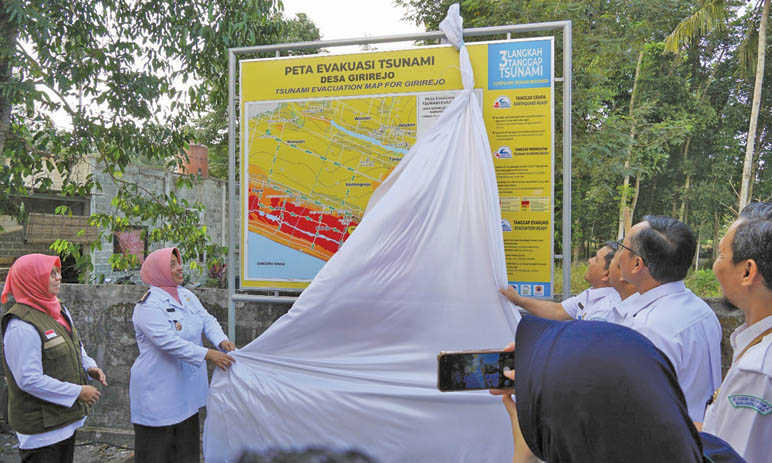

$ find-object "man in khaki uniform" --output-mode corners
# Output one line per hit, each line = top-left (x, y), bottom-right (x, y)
(702, 202), (772, 463)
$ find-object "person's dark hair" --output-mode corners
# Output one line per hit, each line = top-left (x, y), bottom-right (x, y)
(733, 202), (772, 290)
(602, 241), (618, 270)
(237, 448), (375, 463)
(514, 316), (705, 463)
(629, 216), (696, 283)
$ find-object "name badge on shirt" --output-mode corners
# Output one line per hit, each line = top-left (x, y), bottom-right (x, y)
(43, 336), (65, 349)
(728, 394), (772, 415)
(44, 329), (57, 340)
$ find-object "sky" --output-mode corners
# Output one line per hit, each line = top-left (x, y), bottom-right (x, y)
(281, 0), (426, 53)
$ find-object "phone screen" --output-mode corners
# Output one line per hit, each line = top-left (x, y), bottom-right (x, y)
(437, 350), (514, 391)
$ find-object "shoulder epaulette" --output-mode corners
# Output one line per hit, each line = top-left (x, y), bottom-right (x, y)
(138, 290), (151, 304)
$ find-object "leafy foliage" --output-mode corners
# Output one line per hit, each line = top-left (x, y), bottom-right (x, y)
(0, 0), (320, 279)
(192, 12), (321, 180)
(2, 0), (769, 284)
(684, 268), (723, 298)
(557, 261), (722, 299)
(397, 0), (770, 262)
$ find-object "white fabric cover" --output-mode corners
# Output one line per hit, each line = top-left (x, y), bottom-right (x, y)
(203, 5), (521, 462)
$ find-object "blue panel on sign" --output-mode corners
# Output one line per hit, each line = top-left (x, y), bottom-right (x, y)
(488, 40), (551, 90)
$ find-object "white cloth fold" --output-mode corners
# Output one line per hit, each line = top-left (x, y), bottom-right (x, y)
(203, 4), (520, 461)
(439, 3), (474, 90)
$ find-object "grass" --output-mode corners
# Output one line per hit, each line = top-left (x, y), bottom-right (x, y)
(683, 268), (722, 299)
(552, 262), (722, 299)
(553, 262), (590, 297)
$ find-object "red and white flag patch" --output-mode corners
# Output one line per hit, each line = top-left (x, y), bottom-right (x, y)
(44, 329), (57, 339)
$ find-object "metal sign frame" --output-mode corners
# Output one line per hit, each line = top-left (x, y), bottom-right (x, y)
(227, 21), (573, 340)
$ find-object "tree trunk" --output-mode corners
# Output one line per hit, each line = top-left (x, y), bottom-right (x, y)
(738, 0), (769, 213)
(618, 50), (644, 239)
(628, 175), (641, 233)
(695, 228), (701, 271)
(713, 210), (720, 261)
(678, 137), (693, 222)
(0, 9), (19, 156)
(680, 50), (722, 223)
(747, 108), (767, 202)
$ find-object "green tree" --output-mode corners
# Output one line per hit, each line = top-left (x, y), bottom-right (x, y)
(0, 1), (321, 279)
(397, 0), (766, 269)
(194, 12), (322, 180)
(398, 0), (696, 253)
(666, 0), (770, 213)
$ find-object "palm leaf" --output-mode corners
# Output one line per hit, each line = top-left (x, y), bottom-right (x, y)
(737, 26), (759, 77)
(665, 0), (729, 54)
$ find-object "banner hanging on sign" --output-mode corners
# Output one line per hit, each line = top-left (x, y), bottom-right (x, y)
(241, 38), (554, 296)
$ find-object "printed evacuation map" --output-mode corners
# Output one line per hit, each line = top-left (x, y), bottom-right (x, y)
(246, 97), (417, 267)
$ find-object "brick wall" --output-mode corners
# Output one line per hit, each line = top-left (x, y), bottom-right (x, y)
(0, 229), (57, 259)
(89, 165), (229, 283)
(0, 163), (231, 285)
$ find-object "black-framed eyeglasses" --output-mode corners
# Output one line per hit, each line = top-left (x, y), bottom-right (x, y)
(616, 240), (647, 266)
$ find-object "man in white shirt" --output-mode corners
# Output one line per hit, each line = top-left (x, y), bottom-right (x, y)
(612, 215), (722, 423)
(702, 202), (772, 462)
(500, 242), (620, 320)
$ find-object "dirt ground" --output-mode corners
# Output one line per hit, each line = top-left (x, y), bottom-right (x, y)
(0, 430), (134, 463)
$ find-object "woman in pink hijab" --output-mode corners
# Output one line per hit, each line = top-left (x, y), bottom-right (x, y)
(129, 247), (235, 463)
(1, 254), (107, 463)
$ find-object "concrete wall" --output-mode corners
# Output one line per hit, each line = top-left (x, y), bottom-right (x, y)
(705, 298), (746, 374)
(0, 283), (746, 448)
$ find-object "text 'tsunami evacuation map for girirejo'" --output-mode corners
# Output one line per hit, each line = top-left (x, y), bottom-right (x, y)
(241, 39), (554, 292)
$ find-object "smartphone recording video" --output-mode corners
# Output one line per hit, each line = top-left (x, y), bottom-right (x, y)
(437, 349), (514, 391)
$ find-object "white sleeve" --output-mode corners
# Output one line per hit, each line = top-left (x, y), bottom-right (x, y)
(80, 343), (97, 371)
(2, 319), (82, 407)
(706, 370), (772, 461)
(560, 289), (588, 320)
(649, 325), (715, 422)
(194, 296), (228, 348)
(133, 303), (208, 366)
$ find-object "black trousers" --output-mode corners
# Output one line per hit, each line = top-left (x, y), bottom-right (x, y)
(133, 412), (200, 463)
(18, 433), (76, 463)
